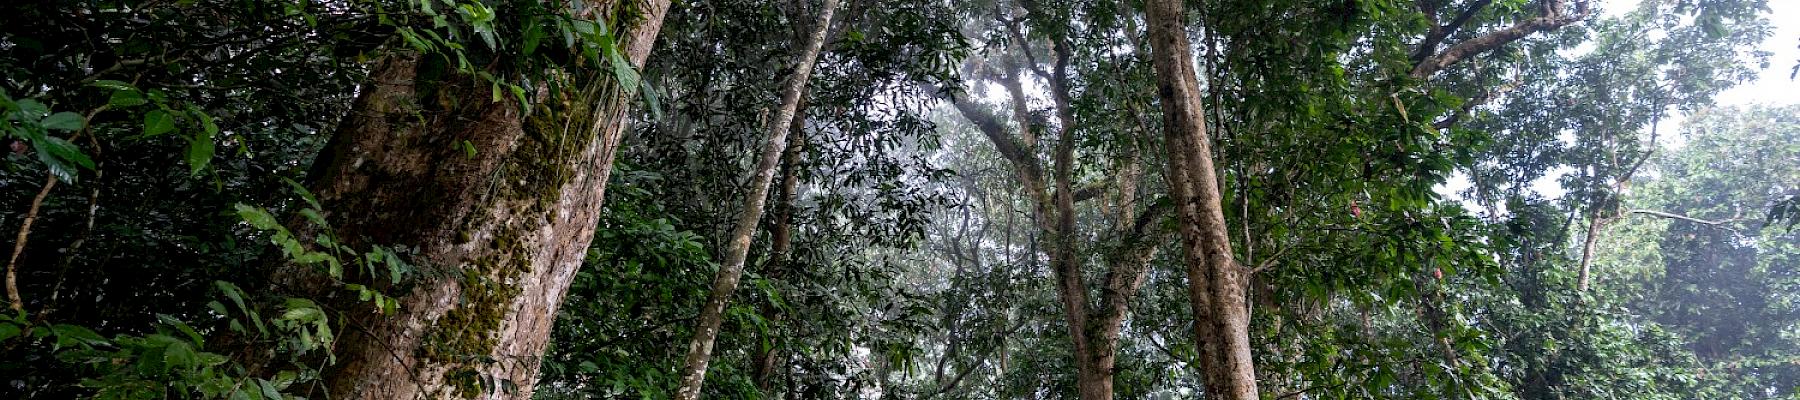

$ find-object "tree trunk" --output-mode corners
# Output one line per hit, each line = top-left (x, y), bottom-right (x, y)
(271, 2), (671, 399)
(1142, 0), (1259, 399)
(672, 1), (837, 398)
(753, 106), (806, 394)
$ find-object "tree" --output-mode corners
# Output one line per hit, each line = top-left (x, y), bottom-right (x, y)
(672, 0), (840, 398)
(936, 1), (1170, 396)
(262, 1), (674, 397)
(1143, 0), (1258, 398)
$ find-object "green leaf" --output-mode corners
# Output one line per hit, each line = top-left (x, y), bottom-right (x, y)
(460, 139), (477, 159)
(0, 322), (21, 342)
(144, 110), (176, 136)
(199, 110), (220, 135)
(187, 134), (214, 176)
(41, 112), (84, 131)
(214, 280), (266, 335)
(607, 47), (640, 93)
(257, 379), (282, 400)
(50, 324), (107, 350)
(522, 18), (543, 56)
(88, 80), (136, 91)
(163, 339), (198, 371)
(14, 99), (49, 119)
(36, 136), (95, 170)
(108, 90), (148, 108)
(280, 177), (321, 210)
(641, 80), (663, 121)
(157, 314), (205, 347)
(234, 204), (280, 230)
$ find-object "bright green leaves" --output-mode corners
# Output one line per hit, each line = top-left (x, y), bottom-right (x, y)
(2, 93), (95, 182)
(86, 80), (223, 176)
(41, 111), (85, 131)
(143, 110), (175, 136)
(234, 181), (414, 317)
(272, 298), (333, 356)
(2, 307), (292, 400)
(186, 112), (218, 176)
(456, 2), (498, 50)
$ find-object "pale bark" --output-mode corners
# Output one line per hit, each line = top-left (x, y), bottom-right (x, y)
(753, 105), (807, 394)
(1410, 0), (1591, 79)
(672, 1), (838, 398)
(1143, 0), (1258, 399)
(942, 44), (1161, 400)
(270, 2), (672, 398)
(6, 175), (56, 313)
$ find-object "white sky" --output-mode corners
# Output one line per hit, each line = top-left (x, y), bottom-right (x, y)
(1628, 0), (1800, 107)
(1438, 0), (1798, 203)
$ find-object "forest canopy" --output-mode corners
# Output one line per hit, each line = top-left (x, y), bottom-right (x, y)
(0, 0), (1795, 399)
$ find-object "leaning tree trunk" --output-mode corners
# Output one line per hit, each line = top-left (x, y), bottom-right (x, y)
(672, 0), (838, 398)
(269, 2), (671, 399)
(753, 104), (806, 394)
(1142, 0), (1259, 399)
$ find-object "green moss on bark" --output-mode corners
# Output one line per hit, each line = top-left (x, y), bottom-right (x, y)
(422, 90), (605, 398)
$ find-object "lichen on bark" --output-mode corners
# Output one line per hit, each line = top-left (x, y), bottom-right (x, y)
(421, 80), (619, 397)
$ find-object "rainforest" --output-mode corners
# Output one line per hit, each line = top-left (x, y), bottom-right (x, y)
(1, 0), (1797, 399)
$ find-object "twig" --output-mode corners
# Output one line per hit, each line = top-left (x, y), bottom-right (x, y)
(1626, 209), (1744, 228)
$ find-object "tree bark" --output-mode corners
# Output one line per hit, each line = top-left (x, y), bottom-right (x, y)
(753, 104), (807, 394)
(672, 0), (837, 398)
(1142, 0), (1259, 399)
(1409, 0), (1590, 79)
(270, 2), (671, 399)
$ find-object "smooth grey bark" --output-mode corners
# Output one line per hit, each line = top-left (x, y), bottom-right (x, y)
(672, 0), (838, 398)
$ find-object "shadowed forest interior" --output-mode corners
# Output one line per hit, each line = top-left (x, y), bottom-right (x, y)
(1, 0), (1798, 399)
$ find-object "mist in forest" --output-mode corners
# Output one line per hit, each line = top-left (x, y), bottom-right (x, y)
(1, 0), (1795, 399)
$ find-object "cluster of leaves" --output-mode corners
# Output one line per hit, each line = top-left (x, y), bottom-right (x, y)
(0, 190), (409, 400)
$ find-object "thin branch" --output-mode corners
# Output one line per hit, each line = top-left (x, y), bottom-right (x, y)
(6, 175), (57, 313)
(1248, 244), (1295, 275)
(1626, 209), (1744, 228)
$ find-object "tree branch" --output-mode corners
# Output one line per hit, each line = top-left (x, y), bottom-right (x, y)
(7, 175), (56, 313)
(1411, 0), (1589, 78)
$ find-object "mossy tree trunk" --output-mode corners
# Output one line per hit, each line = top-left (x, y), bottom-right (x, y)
(269, 2), (671, 399)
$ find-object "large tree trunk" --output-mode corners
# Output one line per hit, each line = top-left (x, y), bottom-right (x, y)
(672, 1), (838, 398)
(270, 2), (671, 399)
(1142, 0), (1259, 399)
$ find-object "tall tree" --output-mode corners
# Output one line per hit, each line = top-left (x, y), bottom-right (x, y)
(938, 0), (1169, 392)
(672, 0), (840, 398)
(1142, 0), (1257, 398)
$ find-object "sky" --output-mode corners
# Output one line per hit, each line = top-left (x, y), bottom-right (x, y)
(1436, 0), (1798, 202)
(1639, 0), (1800, 107)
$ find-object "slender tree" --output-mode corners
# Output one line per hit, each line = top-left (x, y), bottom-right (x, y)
(672, 0), (839, 397)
